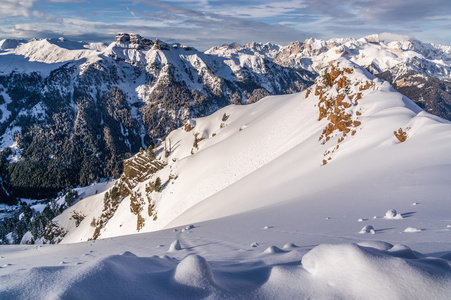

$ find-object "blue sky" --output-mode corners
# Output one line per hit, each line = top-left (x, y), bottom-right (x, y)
(1, 0), (451, 49)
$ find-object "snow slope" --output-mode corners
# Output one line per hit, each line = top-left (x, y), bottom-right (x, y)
(1, 58), (451, 298)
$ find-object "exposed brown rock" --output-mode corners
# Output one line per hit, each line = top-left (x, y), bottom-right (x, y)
(394, 128), (408, 142)
(315, 62), (368, 165)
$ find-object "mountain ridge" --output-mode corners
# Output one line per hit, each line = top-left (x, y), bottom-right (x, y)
(0, 33), (313, 202)
(52, 58), (451, 243)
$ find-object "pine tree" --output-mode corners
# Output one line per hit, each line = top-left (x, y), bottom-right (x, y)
(154, 177), (162, 192)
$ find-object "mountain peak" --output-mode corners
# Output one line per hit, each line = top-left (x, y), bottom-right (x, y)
(113, 32), (154, 50)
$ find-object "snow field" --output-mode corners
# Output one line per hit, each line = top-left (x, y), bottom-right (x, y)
(1, 57), (451, 298)
(1, 228), (450, 299)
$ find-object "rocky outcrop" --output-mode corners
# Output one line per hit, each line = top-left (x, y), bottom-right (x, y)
(309, 61), (378, 165)
(113, 33), (154, 49)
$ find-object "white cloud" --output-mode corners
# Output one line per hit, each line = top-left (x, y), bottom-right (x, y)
(378, 32), (412, 41)
(0, 0), (35, 18)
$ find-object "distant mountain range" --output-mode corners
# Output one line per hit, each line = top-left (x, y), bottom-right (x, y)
(0, 33), (450, 203)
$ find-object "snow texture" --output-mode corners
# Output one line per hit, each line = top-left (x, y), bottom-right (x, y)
(1, 58), (451, 298)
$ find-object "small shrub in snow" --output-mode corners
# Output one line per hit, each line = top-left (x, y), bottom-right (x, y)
(71, 211), (86, 227)
(359, 225), (375, 234)
(222, 113), (229, 122)
(193, 132), (204, 149)
(184, 119), (196, 132)
(384, 209), (403, 219)
(130, 192), (146, 231)
(64, 189), (79, 207)
(43, 221), (67, 244)
(154, 177), (162, 192)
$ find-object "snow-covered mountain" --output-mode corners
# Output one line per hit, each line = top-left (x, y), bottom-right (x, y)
(0, 33), (313, 201)
(2, 58), (451, 299)
(1, 33), (451, 204)
(52, 58), (451, 243)
(208, 34), (451, 120)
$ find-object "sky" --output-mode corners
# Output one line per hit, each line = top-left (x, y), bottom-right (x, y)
(1, 0), (451, 50)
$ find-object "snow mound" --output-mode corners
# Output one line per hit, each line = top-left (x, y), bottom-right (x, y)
(173, 255), (215, 289)
(283, 243), (298, 249)
(302, 243), (451, 299)
(359, 225), (375, 234)
(263, 246), (286, 254)
(168, 240), (182, 252)
(0, 254), (177, 299)
(404, 227), (422, 233)
(385, 209), (403, 219)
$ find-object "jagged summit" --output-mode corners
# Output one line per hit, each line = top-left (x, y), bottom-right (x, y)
(113, 32), (154, 50)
